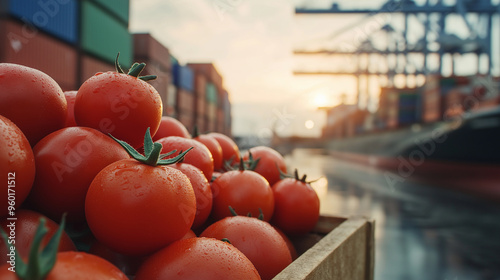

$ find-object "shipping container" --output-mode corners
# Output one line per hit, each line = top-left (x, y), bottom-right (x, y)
(80, 54), (115, 86)
(216, 108), (224, 133)
(133, 33), (171, 72)
(206, 103), (217, 132)
(80, 1), (132, 67)
(206, 82), (217, 104)
(422, 75), (442, 123)
(1, 0), (79, 44)
(166, 84), (177, 117)
(172, 63), (194, 92)
(0, 19), (78, 91)
(91, 0), (129, 25)
(178, 110), (194, 133)
(188, 63), (223, 89)
(176, 88), (194, 114)
(193, 73), (206, 99)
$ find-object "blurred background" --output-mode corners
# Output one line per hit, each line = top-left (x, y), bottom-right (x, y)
(1, 0), (500, 279)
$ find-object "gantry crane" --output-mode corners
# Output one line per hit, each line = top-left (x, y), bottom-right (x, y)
(294, 0), (499, 108)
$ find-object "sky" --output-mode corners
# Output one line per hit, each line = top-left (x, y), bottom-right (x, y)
(129, 0), (499, 137)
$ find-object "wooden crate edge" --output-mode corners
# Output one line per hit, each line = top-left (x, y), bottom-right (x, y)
(273, 215), (374, 280)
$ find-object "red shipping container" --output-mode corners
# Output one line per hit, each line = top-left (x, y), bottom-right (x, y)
(194, 73), (206, 99)
(80, 55), (115, 85)
(178, 110), (194, 132)
(0, 19), (78, 91)
(177, 88), (195, 112)
(188, 63), (223, 89)
(133, 33), (171, 72)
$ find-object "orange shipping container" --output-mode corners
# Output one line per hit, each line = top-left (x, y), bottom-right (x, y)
(0, 18), (78, 91)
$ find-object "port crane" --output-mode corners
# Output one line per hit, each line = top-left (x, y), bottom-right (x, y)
(294, 0), (499, 108)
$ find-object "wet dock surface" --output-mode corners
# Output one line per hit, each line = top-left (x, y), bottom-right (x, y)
(284, 148), (500, 280)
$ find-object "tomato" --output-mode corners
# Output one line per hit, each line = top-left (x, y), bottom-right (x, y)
(74, 62), (162, 149)
(156, 136), (214, 181)
(273, 226), (298, 260)
(243, 146), (287, 186)
(0, 251), (129, 280)
(152, 116), (191, 141)
(0, 115), (35, 217)
(0, 63), (67, 146)
(26, 127), (130, 222)
(210, 167), (274, 222)
(135, 237), (261, 280)
(85, 130), (196, 255)
(171, 163), (213, 229)
(270, 172), (320, 236)
(194, 133), (223, 171)
(207, 132), (240, 170)
(63, 90), (78, 127)
(200, 216), (292, 280)
(180, 229), (197, 240)
(0, 210), (75, 264)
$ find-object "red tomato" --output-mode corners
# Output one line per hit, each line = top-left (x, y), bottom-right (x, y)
(243, 146), (287, 186)
(210, 168), (274, 222)
(0, 251), (129, 280)
(156, 136), (214, 181)
(171, 163), (213, 229)
(180, 229), (197, 240)
(271, 175), (320, 236)
(74, 68), (162, 149)
(0, 63), (67, 146)
(26, 127), (130, 222)
(0, 210), (76, 264)
(207, 132), (240, 170)
(200, 216), (292, 280)
(273, 226), (298, 260)
(63, 90), (78, 127)
(0, 115), (35, 217)
(194, 133), (223, 171)
(152, 116), (191, 140)
(85, 159), (196, 255)
(135, 237), (261, 280)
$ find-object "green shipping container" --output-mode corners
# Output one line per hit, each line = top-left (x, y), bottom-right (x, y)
(92, 0), (130, 25)
(80, 1), (132, 67)
(206, 82), (218, 104)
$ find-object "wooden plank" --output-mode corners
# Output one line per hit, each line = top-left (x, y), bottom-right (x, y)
(273, 216), (374, 280)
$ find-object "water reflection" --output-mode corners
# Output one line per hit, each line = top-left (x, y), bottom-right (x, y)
(284, 148), (500, 280)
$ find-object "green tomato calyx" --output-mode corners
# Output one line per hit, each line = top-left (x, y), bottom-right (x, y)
(110, 127), (193, 167)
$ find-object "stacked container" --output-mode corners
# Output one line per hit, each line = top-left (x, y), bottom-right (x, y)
(0, 0), (79, 90)
(205, 82), (218, 132)
(133, 33), (172, 116)
(79, 0), (132, 69)
(377, 88), (399, 129)
(172, 62), (195, 132)
(421, 75), (442, 123)
(397, 88), (421, 126)
(188, 63), (224, 133)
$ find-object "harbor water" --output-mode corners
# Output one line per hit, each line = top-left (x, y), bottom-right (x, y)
(284, 148), (500, 280)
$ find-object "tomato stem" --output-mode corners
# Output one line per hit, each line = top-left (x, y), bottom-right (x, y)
(0, 215), (67, 280)
(109, 128), (192, 166)
(192, 125), (200, 138)
(114, 53), (157, 81)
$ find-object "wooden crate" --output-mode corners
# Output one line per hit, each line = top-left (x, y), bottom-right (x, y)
(273, 215), (375, 280)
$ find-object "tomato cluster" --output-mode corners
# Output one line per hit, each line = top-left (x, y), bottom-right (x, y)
(0, 61), (320, 279)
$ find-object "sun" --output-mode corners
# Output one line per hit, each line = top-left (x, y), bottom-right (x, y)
(305, 120), (315, 129)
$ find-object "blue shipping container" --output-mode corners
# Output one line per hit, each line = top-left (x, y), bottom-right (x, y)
(7, 0), (79, 44)
(173, 63), (194, 92)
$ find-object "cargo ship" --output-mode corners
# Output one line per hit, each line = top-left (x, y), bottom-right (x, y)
(321, 75), (500, 201)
